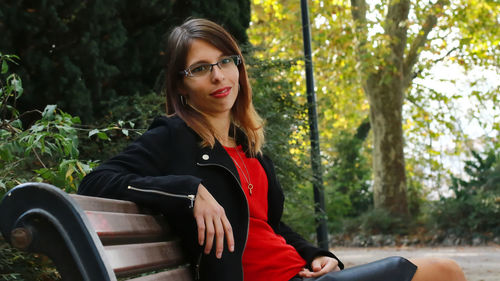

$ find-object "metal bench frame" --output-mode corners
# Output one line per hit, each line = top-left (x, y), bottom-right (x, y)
(0, 182), (192, 281)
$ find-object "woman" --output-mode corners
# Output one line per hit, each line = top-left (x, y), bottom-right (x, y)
(78, 18), (466, 281)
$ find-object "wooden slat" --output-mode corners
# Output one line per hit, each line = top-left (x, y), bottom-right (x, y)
(70, 194), (142, 214)
(125, 267), (192, 281)
(105, 241), (185, 277)
(84, 211), (170, 245)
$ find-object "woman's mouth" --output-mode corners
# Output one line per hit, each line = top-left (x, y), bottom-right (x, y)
(210, 87), (232, 98)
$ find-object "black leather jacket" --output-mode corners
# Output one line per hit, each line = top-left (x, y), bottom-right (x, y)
(78, 116), (343, 281)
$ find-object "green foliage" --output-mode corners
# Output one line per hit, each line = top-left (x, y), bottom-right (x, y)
(429, 148), (500, 238)
(325, 120), (373, 225)
(0, 53), (141, 279)
(0, 103), (97, 195)
(351, 208), (409, 236)
(0, 53), (97, 194)
(247, 54), (317, 237)
(80, 93), (153, 162)
(0, 237), (60, 281)
(249, 0), (499, 219)
(171, 0), (251, 44)
(0, 0), (251, 121)
(79, 92), (164, 162)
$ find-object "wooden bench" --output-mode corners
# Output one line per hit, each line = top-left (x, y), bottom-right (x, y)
(0, 182), (193, 281)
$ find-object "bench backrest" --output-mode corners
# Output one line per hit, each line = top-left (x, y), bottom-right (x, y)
(0, 183), (193, 281)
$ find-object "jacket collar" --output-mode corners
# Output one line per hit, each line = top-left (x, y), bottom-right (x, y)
(196, 125), (261, 184)
(197, 139), (241, 186)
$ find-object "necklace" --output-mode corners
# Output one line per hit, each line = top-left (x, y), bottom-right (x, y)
(232, 149), (254, 195)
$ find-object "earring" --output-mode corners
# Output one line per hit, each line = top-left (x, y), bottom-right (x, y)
(180, 95), (187, 107)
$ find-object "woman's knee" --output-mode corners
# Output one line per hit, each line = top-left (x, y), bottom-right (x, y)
(433, 258), (462, 276)
(410, 257), (466, 281)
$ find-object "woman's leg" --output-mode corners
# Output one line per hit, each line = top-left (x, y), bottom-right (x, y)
(409, 257), (467, 281)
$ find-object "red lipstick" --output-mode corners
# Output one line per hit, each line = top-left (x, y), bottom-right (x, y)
(210, 87), (231, 98)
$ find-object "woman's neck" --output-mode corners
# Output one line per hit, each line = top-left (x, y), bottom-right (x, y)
(206, 113), (236, 147)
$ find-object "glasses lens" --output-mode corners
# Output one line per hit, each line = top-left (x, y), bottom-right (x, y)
(185, 55), (240, 77)
(219, 56), (234, 68)
(189, 64), (211, 77)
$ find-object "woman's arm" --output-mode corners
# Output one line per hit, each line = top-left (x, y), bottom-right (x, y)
(78, 121), (234, 257)
(277, 221), (344, 270)
(78, 125), (201, 211)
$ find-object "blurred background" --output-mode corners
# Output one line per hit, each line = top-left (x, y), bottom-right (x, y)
(0, 1), (498, 280)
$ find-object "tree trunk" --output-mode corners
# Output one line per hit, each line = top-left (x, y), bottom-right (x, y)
(366, 79), (409, 215)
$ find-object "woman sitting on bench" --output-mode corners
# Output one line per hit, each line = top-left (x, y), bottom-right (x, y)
(78, 18), (466, 281)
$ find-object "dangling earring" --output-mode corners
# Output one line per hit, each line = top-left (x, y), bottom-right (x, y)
(180, 95), (187, 107)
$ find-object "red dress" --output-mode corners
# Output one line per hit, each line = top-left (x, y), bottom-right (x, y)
(225, 146), (306, 281)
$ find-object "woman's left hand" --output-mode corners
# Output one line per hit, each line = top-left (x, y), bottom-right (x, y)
(297, 256), (341, 278)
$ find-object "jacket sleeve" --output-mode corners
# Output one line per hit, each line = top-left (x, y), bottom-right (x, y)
(78, 123), (201, 212)
(277, 221), (344, 269)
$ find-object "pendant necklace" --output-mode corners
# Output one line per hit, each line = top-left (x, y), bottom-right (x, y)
(232, 149), (254, 195)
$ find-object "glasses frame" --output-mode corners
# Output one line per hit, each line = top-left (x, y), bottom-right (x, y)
(179, 55), (241, 78)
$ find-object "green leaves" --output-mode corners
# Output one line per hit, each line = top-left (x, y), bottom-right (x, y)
(1, 60), (7, 74)
(0, 54), (19, 75)
(0, 57), (100, 195)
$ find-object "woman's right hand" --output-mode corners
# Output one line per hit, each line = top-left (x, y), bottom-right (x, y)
(193, 184), (234, 259)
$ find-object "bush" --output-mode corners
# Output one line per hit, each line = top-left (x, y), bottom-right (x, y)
(0, 1), (251, 121)
(429, 148), (500, 239)
(1, 53), (101, 279)
(0, 237), (59, 281)
(341, 208), (410, 236)
(247, 55), (316, 238)
(324, 121), (373, 233)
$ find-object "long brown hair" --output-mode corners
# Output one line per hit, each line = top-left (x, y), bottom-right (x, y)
(164, 18), (264, 155)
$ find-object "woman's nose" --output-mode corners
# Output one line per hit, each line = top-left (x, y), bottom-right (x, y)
(210, 64), (225, 82)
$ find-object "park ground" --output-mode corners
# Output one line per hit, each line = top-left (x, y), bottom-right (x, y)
(333, 246), (499, 281)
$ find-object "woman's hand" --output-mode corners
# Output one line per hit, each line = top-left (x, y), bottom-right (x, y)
(298, 256), (341, 278)
(193, 184), (234, 259)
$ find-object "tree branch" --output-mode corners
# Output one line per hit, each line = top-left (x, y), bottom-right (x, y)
(384, 0), (410, 58)
(403, 0), (450, 89)
(350, 0), (370, 88)
(412, 46), (459, 79)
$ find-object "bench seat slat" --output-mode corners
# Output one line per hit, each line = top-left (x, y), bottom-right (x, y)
(70, 194), (142, 214)
(105, 241), (185, 277)
(84, 211), (170, 245)
(125, 267), (192, 281)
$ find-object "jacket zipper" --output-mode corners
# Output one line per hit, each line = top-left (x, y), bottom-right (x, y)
(196, 162), (250, 281)
(127, 185), (196, 208)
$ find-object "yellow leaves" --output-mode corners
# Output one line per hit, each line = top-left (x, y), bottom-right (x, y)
(65, 165), (74, 182)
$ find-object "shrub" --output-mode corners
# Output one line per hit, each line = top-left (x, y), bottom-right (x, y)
(0, 237), (59, 281)
(429, 148), (500, 239)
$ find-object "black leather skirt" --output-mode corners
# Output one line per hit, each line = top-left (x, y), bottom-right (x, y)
(289, 256), (417, 281)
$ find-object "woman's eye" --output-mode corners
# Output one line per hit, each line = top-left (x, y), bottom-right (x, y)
(220, 58), (232, 65)
(191, 65), (209, 73)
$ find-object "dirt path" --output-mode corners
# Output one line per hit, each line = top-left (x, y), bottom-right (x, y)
(332, 246), (499, 281)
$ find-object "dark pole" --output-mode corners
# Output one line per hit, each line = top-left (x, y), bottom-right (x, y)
(300, 0), (328, 250)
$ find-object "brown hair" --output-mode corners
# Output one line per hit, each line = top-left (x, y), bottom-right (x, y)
(164, 18), (264, 155)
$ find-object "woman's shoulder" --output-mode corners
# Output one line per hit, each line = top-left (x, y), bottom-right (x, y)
(148, 115), (187, 131)
(142, 115), (197, 144)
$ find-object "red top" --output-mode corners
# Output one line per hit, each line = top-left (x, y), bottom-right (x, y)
(224, 145), (306, 281)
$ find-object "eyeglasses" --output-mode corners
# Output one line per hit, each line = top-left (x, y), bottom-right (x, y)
(180, 55), (241, 78)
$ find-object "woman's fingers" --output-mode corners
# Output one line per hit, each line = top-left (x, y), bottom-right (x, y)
(194, 184), (234, 258)
(214, 216), (225, 258)
(222, 215), (235, 252)
(298, 256), (340, 278)
(195, 215), (205, 246)
(204, 217), (215, 254)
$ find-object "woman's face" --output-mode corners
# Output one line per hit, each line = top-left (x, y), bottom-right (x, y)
(180, 39), (240, 120)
